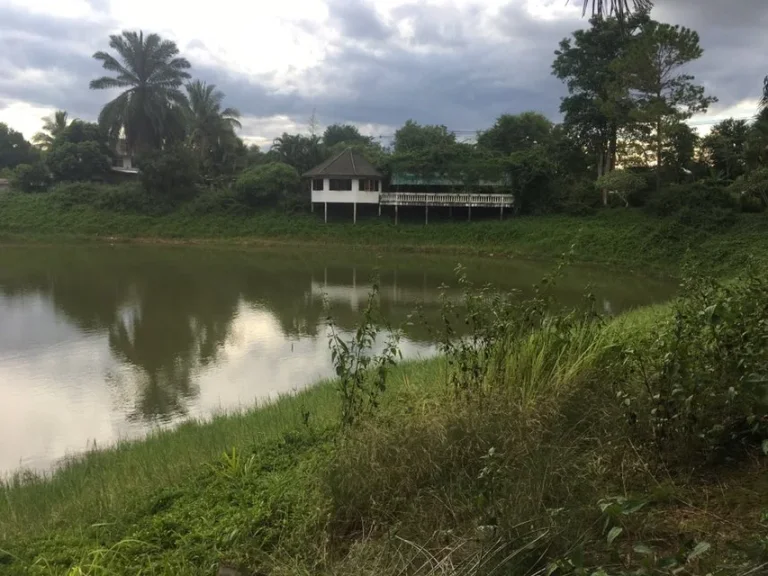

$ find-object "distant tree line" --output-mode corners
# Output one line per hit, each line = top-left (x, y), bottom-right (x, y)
(1, 6), (767, 225)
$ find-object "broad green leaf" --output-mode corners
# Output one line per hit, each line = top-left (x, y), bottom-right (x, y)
(633, 544), (654, 556)
(607, 526), (624, 545)
(687, 541), (711, 562)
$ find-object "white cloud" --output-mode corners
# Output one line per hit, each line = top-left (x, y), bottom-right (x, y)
(0, 99), (56, 140)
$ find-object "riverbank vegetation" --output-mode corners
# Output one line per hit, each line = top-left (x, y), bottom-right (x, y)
(1, 191), (767, 275)
(1, 264), (766, 575)
(1, 7), (768, 248)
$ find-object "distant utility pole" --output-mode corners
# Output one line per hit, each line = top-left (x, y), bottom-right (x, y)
(308, 108), (320, 137)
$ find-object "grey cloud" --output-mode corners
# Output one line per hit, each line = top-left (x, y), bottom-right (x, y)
(3, 0), (767, 144)
(326, 0), (392, 41)
(653, 0), (768, 113)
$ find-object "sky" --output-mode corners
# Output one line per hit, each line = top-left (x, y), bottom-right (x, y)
(0, 0), (766, 148)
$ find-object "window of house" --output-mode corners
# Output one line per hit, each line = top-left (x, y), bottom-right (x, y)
(312, 179), (324, 191)
(329, 179), (352, 191)
(360, 179), (379, 192)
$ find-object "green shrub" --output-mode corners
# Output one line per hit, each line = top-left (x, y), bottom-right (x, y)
(596, 170), (647, 208)
(11, 162), (51, 193)
(645, 180), (738, 231)
(620, 268), (768, 465)
(560, 179), (600, 215)
(47, 141), (111, 182)
(234, 162), (300, 207)
(730, 167), (768, 212)
(50, 181), (162, 215)
(138, 146), (199, 204)
(182, 189), (245, 216)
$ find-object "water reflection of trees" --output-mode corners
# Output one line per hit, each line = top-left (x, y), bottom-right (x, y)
(0, 246), (676, 422)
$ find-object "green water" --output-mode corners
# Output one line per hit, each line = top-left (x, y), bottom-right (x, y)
(0, 245), (676, 473)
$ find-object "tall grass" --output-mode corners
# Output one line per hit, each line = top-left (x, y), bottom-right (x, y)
(2, 267), (767, 575)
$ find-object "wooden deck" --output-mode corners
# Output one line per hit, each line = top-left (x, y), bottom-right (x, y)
(379, 192), (513, 224)
(379, 192), (513, 207)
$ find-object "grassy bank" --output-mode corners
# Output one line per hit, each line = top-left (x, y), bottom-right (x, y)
(1, 192), (767, 274)
(2, 268), (767, 575)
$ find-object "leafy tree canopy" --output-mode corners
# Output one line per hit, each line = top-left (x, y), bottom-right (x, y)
(322, 124), (373, 149)
(477, 112), (554, 155)
(393, 120), (456, 154)
(0, 123), (38, 170)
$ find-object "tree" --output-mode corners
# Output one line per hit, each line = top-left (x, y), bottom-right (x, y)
(477, 112), (553, 155)
(45, 120), (112, 183)
(270, 133), (324, 174)
(553, 14), (646, 190)
(0, 123), (38, 170)
(48, 142), (111, 182)
(90, 31), (191, 153)
(595, 169), (646, 207)
(623, 20), (715, 190)
(761, 76), (768, 112)
(580, 0), (653, 19)
(138, 145), (199, 203)
(12, 162), (51, 193)
(323, 124), (373, 148)
(393, 120), (456, 154)
(234, 162), (300, 207)
(184, 80), (242, 176)
(702, 119), (749, 180)
(32, 110), (70, 150)
(661, 120), (699, 181)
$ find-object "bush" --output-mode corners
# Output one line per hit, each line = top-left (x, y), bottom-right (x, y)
(50, 181), (162, 215)
(645, 180), (738, 231)
(11, 162), (51, 193)
(138, 146), (199, 204)
(234, 162), (301, 207)
(619, 268), (768, 465)
(182, 189), (245, 216)
(730, 168), (768, 213)
(596, 170), (647, 208)
(560, 179), (600, 215)
(47, 141), (111, 183)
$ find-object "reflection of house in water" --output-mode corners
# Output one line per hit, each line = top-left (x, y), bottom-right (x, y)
(310, 268), (445, 310)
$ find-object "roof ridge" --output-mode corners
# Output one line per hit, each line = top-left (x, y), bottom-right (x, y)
(348, 148), (357, 175)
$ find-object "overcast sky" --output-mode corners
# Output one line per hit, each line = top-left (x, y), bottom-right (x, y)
(1, 0), (765, 147)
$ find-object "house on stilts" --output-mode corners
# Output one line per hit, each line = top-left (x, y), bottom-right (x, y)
(304, 148), (513, 224)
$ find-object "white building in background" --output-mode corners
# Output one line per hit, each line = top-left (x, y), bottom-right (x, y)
(303, 148), (383, 223)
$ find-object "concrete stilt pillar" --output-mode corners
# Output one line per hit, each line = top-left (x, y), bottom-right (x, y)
(395, 204), (399, 225)
(449, 206), (453, 218)
(425, 204), (429, 225)
(500, 205), (504, 221)
(378, 203), (382, 217)
(353, 203), (357, 224)
(324, 202), (328, 223)
(311, 202), (314, 213)
(468, 205), (472, 221)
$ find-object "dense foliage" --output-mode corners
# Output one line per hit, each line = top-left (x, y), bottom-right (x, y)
(3, 9), (767, 222)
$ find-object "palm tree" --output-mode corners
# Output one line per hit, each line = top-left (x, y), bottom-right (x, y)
(581, 0), (653, 18)
(32, 110), (69, 149)
(762, 77), (768, 111)
(90, 30), (191, 153)
(185, 80), (241, 156)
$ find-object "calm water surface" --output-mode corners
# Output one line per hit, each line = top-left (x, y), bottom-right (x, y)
(0, 245), (676, 474)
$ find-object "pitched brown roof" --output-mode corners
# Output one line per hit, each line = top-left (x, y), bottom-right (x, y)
(302, 148), (382, 178)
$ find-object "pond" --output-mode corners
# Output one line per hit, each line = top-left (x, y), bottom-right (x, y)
(0, 244), (676, 474)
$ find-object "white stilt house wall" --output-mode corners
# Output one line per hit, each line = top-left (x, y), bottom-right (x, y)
(304, 148), (383, 224)
(304, 149), (515, 223)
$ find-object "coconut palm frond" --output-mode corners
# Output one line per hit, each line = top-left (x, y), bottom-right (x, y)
(580, 0), (653, 18)
(90, 29), (191, 153)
